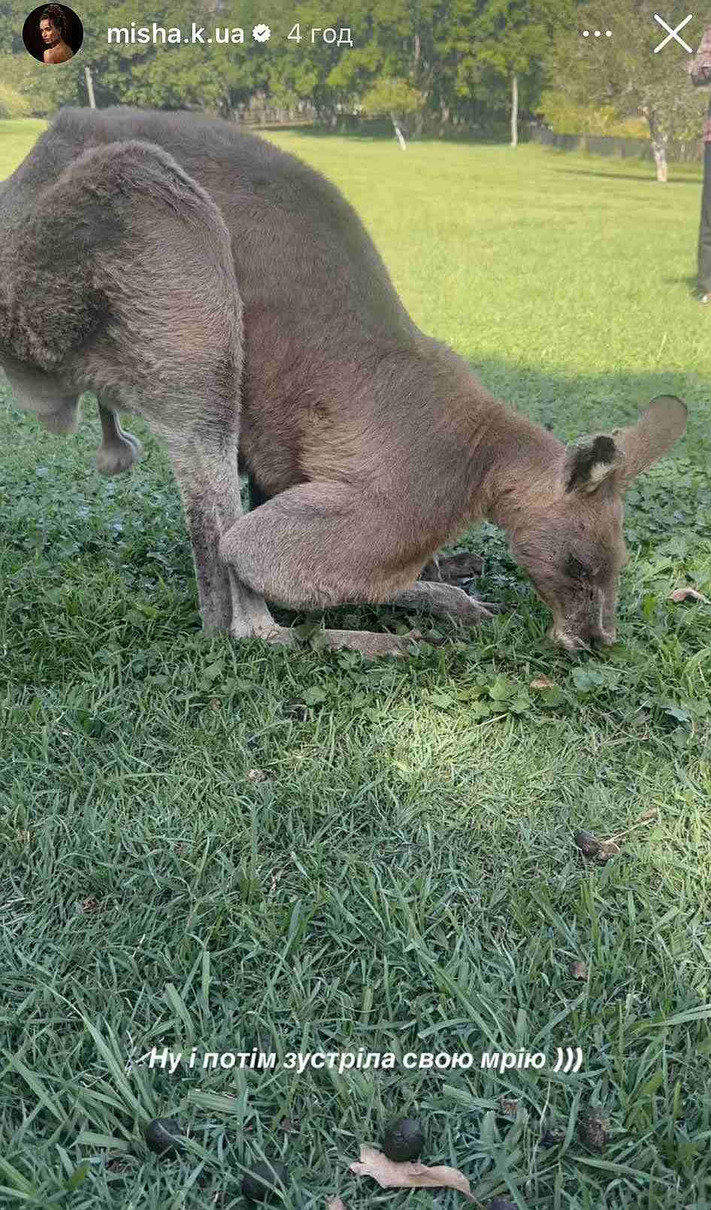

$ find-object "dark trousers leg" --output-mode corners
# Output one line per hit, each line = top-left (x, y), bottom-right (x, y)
(698, 144), (711, 293)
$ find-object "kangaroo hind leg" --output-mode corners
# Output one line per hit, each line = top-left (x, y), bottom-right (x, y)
(23, 136), (287, 644)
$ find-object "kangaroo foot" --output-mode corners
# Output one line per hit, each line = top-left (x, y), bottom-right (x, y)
(310, 627), (442, 659)
(235, 622), (440, 659)
(391, 581), (505, 624)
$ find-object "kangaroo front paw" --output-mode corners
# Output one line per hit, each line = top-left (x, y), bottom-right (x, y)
(95, 432), (143, 476)
(457, 596), (507, 623)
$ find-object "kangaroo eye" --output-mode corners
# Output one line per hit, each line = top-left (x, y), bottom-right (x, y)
(565, 554), (591, 580)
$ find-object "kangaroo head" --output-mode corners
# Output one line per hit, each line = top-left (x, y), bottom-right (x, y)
(507, 396), (687, 652)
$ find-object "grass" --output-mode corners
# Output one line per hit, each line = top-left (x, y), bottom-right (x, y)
(1, 124), (711, 1210)
(0, 119), (47, 179)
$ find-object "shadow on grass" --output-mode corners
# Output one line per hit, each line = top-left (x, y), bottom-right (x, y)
(1, 358), (708, 487)
(549, 164), (702, 184)
(660, 273), (700, 296)
(261, 120), (517, 147)
(1, 355), (709, 702)
(2, 357), (706, 482)
(1, 357), (708, 589)
(460, 356), (709, 460)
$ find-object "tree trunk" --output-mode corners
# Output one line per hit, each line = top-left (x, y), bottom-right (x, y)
(642, 107), (668, 182)
(390, 111), (407, 150)
(511, 72), (518, 147)
(84, 66), (96, 109)
(651, 139), (668, 181)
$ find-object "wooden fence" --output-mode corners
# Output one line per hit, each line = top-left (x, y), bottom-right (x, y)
(530, 124), (703, 163)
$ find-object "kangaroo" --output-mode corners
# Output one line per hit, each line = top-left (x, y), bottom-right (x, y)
(0, 108), (687, 657)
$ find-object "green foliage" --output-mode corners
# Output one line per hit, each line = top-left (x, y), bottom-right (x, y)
(546, 0), (710, 146)
(360, 77), (423, 117)
(0, 0), (30, 55)
(440, 0), (578, 113)
(538, 89), (648, 136)
(0, 49), (51, 118)
(0, 0), (589, 131)
(4, 0), (707, 148)
(0, 75), (30, 119)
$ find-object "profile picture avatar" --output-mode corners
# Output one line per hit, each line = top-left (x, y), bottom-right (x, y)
(23, 4), (83, 64)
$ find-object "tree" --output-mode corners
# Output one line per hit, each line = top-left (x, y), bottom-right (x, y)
(322, 0), (442, 130)
(0, 0), (31, 54)
(547, 0), (710, 180)
(0, 0), (586, 138)
(0, 74), (30, 118)
(323, 0), (518, 135)
(0, 0), (275, 116)
(360, 77), (424, 146)
(124, 0), (274, 118)
(444, 0), (577, 147)
(537, 89), (647, 136)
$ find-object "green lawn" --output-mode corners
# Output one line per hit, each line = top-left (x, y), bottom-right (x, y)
(1, 125), (710, 1210)
(0, 118), (47, 179)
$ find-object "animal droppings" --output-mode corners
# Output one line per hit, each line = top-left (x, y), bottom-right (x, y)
(578, 1110), (609, 1152)
(574, 830), (620, 863)
(241, 1159), (289, 1202)
(381, 1117), (425, 1162)
(574, 830), (602, 857)
(144, 1117), (183, 1156)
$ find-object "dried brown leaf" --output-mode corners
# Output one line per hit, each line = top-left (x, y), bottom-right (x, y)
(498, 1096), (519, 1117)
(530, 676), (555, 690)
(325, 1200), (347, 1210)
(349, 1146), (475, 1201)
(571, 961), (588, 981)
(606, 810), (659, 847)
(669, 587), (710, 604)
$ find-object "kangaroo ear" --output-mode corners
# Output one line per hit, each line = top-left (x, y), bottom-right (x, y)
(611, 395), (687, 482)
(563, 433), (624, 495)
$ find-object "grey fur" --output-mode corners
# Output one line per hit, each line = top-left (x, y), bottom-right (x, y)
(0, 109), (688, 657)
